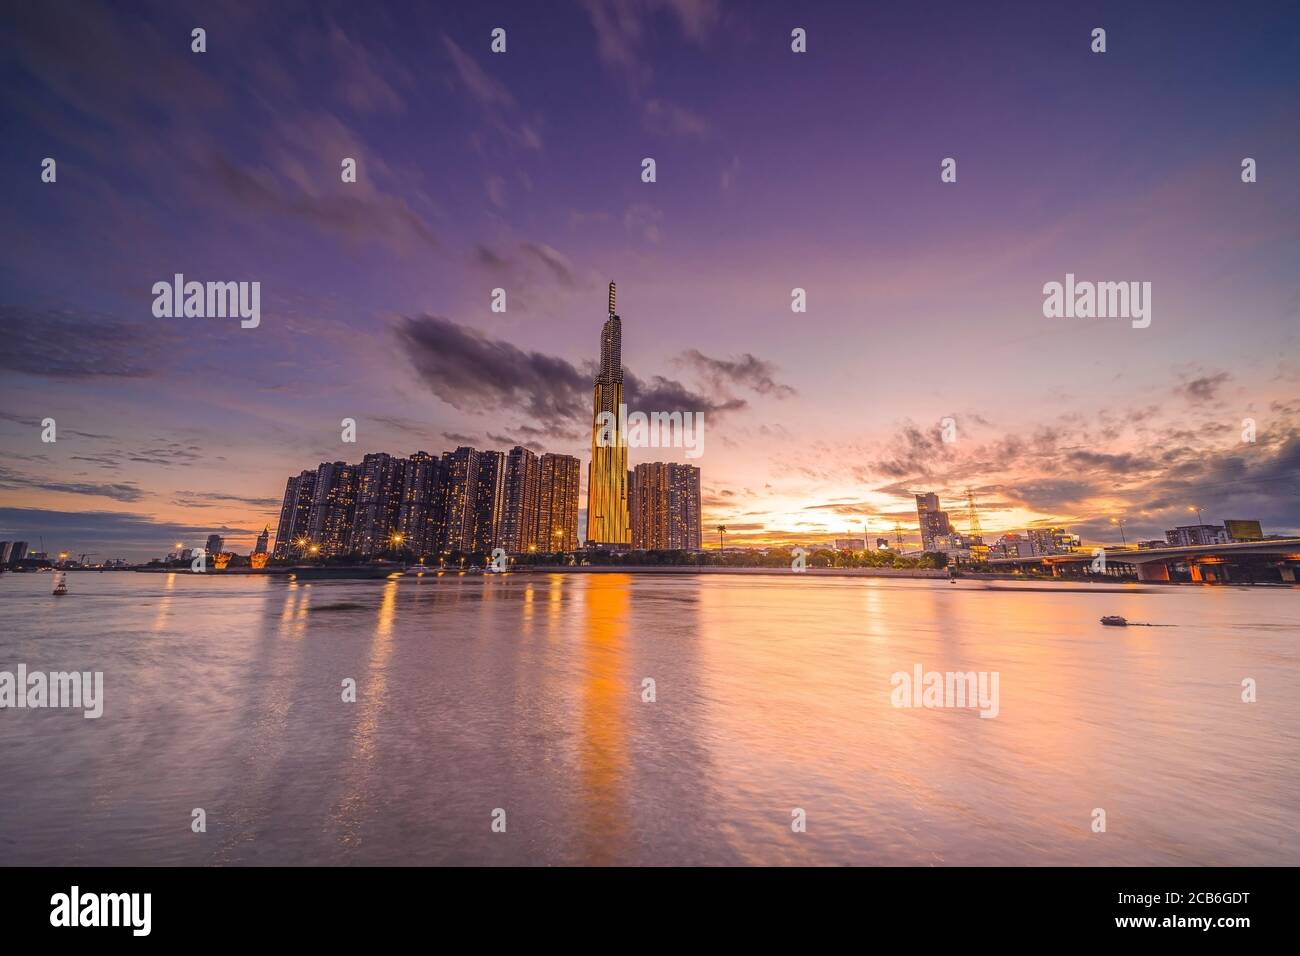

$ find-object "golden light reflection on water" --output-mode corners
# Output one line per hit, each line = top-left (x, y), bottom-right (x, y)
(5, 572), (1299, 865)
(150, 572), (176, 633)
(330, 577), (399, 848)
(521, 581), (536, 638)
(576, 574), (631, 864)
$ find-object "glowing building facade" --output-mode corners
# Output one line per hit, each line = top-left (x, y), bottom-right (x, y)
(586, 282), (631, 547)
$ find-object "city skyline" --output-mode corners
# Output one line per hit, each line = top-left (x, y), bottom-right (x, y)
(2, 1), (1299, 561)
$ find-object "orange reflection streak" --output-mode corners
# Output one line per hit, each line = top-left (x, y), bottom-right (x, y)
(521, 582), (536, 638)
(331, 578), (399, 847)
(547, 573), (564, 638)
(577, 574), (631, 864)
(354, 578), (398, 760)
(151, 572), (176, 632)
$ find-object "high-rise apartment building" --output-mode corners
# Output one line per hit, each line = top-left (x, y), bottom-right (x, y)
(586, 282), (631, 546)
(306, 461), (359, 556)
(474, 450), (506, 553)
(397, 451), (443, 559)
(630, 462), (702, 550)
(205, 534), (224, 555)
(351, 452), (405, 557)
(273, 469), (316, 558)
(500, 446), (541, 553)
(536, 453), (581, 552)
(439, 447), (482, 553)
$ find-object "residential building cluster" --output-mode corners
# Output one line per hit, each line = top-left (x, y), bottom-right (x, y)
(271, 446), (583, 560)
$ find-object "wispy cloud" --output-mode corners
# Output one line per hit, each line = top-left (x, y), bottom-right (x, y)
(0, 466), (145, 502)
(676, 349), (796, 398)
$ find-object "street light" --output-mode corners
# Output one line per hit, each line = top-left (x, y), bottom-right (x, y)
(1188, 505), (1205, 526)
(1110, 516), (1127, 546)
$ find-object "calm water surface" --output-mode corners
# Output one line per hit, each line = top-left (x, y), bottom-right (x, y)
(1, 571), (1297, 865)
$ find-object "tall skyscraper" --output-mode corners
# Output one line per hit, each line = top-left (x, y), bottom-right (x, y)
(205, 533), (225, 555)
(0, 542), (10, 564)
(397, 451), (443, 559)
(254, 526), (270, 555)
(501, 446), (541, 553)
(306, 461), (359, 556)
(915, 492), (952, 551)
(631, 462), (702, 550)
(351, 452), (404, 557)
(273, 469), (317, 558)
(586, 282), (631, 547)
(536, 453), (581, 552)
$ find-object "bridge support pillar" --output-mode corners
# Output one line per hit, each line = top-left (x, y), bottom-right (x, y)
(1137, 562), (1171, 583)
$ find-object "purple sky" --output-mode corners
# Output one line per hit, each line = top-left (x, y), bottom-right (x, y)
(2, 0), (1298, 559)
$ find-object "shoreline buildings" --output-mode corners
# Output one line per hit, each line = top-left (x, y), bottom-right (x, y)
(266, 285), (700, 561)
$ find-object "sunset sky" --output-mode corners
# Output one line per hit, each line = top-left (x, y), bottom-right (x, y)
(2, 0), (1298, 559)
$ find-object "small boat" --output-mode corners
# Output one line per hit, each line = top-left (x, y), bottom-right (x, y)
(1100, 615), (1127, 626)
(52, 571), (68, 596)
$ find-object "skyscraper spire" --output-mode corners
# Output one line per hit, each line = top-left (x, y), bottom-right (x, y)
(608, 281), (616, 317)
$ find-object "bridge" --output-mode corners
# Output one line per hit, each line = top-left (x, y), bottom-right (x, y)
(986, 538), (1300, 583)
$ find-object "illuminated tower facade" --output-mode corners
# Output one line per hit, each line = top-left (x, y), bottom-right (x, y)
(586, 282), (631, 546)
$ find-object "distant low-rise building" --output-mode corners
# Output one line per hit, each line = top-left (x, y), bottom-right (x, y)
(1166, 524), (1229, 547)
(1026, 527), (1078, 555)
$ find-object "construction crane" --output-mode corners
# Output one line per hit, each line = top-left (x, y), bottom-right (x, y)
(78, 552), (99, 566)
(965, 489), (983, 543)
(964, 489), (990, 562)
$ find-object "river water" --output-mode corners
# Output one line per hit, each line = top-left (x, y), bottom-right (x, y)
(1, 571), (1296, 865)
